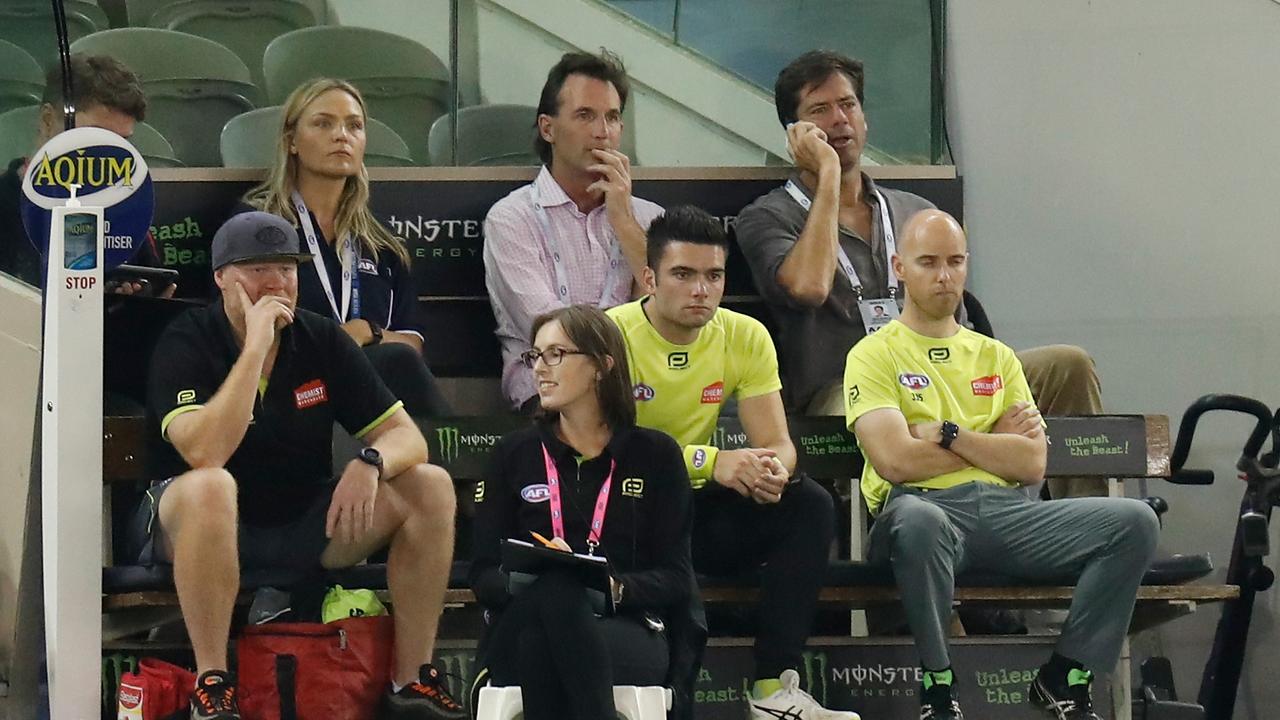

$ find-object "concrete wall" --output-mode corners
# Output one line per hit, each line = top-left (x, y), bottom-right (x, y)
(946, 0), (1280, 707)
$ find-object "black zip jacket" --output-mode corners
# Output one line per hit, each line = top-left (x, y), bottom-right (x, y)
(469, 421), (693, 617)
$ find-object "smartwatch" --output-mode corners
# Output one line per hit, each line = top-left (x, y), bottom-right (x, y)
(367, 319), (384, 346)
(357, 446), (384, 478)
(939, 420), (960, 450)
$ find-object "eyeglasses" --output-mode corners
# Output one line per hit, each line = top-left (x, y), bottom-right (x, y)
(520, 346), (586, 369)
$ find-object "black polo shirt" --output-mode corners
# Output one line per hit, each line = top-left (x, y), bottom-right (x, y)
(469, 422), (693, 616)
(147, 299), (401, 526)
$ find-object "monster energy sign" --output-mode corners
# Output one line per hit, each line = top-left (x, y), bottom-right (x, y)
(433, 425), (504, 467)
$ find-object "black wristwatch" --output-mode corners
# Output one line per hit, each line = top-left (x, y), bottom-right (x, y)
(939, 420), (960, 450)
(367, 319), (384, 346)
(357, 446), (384, 478)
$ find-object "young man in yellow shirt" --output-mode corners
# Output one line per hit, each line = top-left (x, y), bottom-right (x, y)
(607, 206), (857, 720)
(846, 210), (1159, 720)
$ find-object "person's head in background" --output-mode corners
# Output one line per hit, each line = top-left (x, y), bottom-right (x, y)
(527, 304), (636, 432)
(243, 77), (407, 265)
(34, 53), (146, 151)
(534, 49), (630, 179)
(774, 50), (867, 174)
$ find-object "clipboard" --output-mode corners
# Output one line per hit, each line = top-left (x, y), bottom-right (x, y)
(500, 538), (615, 615)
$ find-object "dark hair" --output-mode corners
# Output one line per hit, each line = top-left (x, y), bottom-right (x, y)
(645, 205), (729, 269)
(534, 49), (630, 164)
(42, 53), (146, 121)
(530, 305), (636, 431)
(773, 50), (864, 127)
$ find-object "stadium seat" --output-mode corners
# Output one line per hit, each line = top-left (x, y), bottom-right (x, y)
(70, 28), (258, 166)
(426, 104), (541, 167)
(263, 26), (449, 164)
(0, 40), (43, 117)
(124, 0), (336, 26)
(0, 105), (181, 169)
(0, 1), (108, 68)
(145, 0), (320, 89)
(220, 105), (413, 168)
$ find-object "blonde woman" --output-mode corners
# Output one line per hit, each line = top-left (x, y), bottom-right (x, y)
(242, 78), (449, 416)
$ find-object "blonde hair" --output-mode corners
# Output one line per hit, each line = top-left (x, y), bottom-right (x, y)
(243, 78), (410, 265)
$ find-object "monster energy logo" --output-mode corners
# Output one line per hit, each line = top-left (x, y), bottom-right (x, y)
(432, 650), (475, 699)
(437, 427), (461, 463)
(801, 650), (830, 704)
(709, 426), (748, 450)
(435, 426), (503, 464)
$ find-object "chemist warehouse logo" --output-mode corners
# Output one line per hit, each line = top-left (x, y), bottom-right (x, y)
(435, 426), (502, 464)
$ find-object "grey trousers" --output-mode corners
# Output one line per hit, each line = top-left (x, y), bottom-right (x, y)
(867, 482), (1159, 673)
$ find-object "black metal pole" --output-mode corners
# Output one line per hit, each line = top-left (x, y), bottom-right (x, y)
(50, 0), (75, 131)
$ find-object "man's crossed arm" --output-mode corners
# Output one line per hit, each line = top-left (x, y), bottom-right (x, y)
(854, 401), (1046, 486)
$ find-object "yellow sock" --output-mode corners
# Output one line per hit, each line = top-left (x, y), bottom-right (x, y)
(753, 678), (783, 699)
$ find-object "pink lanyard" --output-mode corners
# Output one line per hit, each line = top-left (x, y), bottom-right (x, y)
(542, 443), (615, 555)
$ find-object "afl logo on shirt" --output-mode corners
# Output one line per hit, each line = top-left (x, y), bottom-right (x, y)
(294, 379), (328, 409)
(701, 381), (724, 404)
(633, 383), (656, 401)
(358, 257), (378, 274)
(521, 484), (551, 503)
(898, 373), (931, 390)
(971, 375), (1004, 396)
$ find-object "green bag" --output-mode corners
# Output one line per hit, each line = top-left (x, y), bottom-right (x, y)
(321, 584), (388, 623)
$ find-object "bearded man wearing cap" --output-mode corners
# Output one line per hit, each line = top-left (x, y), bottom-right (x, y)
(137, 212), (466, 720)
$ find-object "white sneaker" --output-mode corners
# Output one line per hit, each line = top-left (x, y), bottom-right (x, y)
(747, 669), (861, 720)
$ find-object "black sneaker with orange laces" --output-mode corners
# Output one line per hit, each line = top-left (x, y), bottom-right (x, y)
(378, 663), (467, 720)
(190, 669), (240, 720)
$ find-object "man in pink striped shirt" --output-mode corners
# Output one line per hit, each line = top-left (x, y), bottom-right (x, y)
(483, 50), (663, 411)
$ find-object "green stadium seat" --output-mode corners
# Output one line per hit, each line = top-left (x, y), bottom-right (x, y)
(124, 0), (336, 26)
(0, 2), (109, 68)
(220, 105), (413, 168)
(0, 105), (181, 168)
(263, 26), (449, 164)
(427, 104), (541, 167)
(0, 40), (43, 117)
(70, 28), (258, 166)
(146, 0), (320, 89)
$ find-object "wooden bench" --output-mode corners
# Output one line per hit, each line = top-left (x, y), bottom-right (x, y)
(102, 412), (1236, 719)
(102, 412), (1228, 609)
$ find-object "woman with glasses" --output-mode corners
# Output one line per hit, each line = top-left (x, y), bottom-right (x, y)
(469, 304), (693, 719)
(240, 77), (449, 417)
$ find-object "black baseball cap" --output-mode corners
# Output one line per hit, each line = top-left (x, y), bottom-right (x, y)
(211, 211), (312, 271)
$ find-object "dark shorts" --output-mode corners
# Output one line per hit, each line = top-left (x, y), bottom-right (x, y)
(131, 477), (337, 570)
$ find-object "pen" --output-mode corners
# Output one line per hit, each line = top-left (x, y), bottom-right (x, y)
(530, 531), (558, 548)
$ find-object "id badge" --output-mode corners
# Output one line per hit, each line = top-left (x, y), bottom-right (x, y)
(858, 297), (899, 334)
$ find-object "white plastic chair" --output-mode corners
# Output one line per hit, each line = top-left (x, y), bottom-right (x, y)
(474, 684), (672, 720)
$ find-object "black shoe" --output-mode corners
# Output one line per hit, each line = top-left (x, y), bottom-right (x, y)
(919, 680), (962, 720)
(378, 663), (467, 720)
(1029, 667), (1101, 720)
(189, 670), (239, 720)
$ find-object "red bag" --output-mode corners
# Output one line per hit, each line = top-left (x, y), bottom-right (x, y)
(237, 615), (394, 720)
(117, 658), (196, 720)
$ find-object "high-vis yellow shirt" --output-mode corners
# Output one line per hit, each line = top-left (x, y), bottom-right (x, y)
(844, 320), (1038, 515)
(608, 298), (782, 485)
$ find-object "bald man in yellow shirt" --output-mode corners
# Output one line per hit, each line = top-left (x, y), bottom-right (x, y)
(846, 210), (1158, 720)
